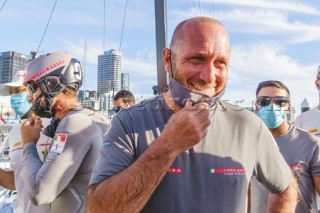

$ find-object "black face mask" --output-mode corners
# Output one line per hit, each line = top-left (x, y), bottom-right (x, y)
(42, 117), (61, 138)
(28, 95), (52, 118)
(113, 108), (121, 113)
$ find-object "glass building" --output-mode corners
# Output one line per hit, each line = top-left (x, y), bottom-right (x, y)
(0, 51), (28, 84)
(97, 49), (121, 97)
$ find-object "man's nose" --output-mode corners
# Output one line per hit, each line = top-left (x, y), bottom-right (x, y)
(198, 62), (216, 84)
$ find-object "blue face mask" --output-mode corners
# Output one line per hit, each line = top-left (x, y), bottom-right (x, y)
(258, 104), (286, 129)
(10, 92), (32, 117)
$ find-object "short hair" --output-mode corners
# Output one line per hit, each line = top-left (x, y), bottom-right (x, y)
(256, 80), (290, 100)
(113, 90), (135, 105)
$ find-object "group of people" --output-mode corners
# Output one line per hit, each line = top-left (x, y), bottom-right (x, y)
(0, 52), (135, 212)
(0, 16), (318, 213)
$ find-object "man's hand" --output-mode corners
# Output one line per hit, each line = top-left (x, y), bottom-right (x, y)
(160, 100), (211, 156)
(21, 116), (43, 145)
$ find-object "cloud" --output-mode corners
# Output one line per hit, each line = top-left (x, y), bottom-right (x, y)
(201, 0), (320, 15)
(60, 37), (158, 94)
(169, 7), (320, 44)
(226, 41), (318, 115)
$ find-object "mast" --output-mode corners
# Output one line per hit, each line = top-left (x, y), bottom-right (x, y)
(82, 38), (87, 102)
(154, 0), (168, 94)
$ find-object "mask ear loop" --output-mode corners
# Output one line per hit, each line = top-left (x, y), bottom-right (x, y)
(168, 49), (174, 79)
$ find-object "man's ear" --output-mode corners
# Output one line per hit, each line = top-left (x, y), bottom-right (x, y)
(162, 48), (171, 73)
(315, 79), (319, 90)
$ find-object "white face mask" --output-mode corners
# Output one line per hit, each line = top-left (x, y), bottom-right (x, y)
(169, 78), (225, 107)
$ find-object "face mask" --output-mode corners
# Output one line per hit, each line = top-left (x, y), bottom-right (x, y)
(42, 117), (61, 138)
(113, 108), (121, 113)
(169, 78), (225, 107)
(10, 92), (33, 117)
(258, 104), (286, 129)
(29, 94), (53, 118)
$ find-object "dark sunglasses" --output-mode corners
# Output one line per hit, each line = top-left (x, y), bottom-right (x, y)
(28, 83), (39, 95)
(27, 76), (64, 95)
(256, 96), (289, 107)
(113, 108), (121, 113)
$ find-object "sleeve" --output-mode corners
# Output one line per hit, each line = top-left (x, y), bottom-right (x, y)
(90, 113), (135, 185)
(22, 116), (99, 205)
(254, 123), (291, 193)
(309, 141), (320, 177)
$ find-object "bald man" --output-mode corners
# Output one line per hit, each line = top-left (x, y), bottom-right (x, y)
(87, 17), (298, 213)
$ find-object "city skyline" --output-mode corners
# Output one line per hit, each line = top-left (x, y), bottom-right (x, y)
(1, 1), (320, 114)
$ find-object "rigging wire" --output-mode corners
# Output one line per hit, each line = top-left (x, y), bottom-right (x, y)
(82, 38), (87, 102)
(211, 0), (214, 18)
(192, 0), (197, 16)
(36, 0), (58, 53)
(103, 0), (106, 52)
(119, 0), (128, 52)
(0, 0), (8, 15)
(198, 0), (201, 16)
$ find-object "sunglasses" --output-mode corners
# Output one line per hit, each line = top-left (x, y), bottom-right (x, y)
(113, 103), (130, 113)
(27, 76), (65, 95)
(256, 96), (289, 107)
(28, 83), (39, 95)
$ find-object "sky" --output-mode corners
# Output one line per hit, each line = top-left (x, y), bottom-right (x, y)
(1, 0), (320, 117)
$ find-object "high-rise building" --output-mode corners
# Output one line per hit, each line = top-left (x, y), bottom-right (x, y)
(78, 90), (97, 102)
(97, 49), (121, 97)
(0, 51), (28, 84)
(121, 73), (130, 90)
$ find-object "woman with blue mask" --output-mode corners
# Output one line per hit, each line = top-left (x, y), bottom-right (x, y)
(0, 71), (51, 213)
(10, 91), (32, 118)
(250, 80), (320, 213)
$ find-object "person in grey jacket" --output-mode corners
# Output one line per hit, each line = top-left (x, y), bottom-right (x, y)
(20, 52), (105, 213)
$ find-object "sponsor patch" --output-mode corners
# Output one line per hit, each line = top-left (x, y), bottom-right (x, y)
(168, 168), (183, 173)
(288, 164), (304, 169)
(104, 140), (112, 147)
(49, 133), (68, 155)
(210, 168), (246, 175)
